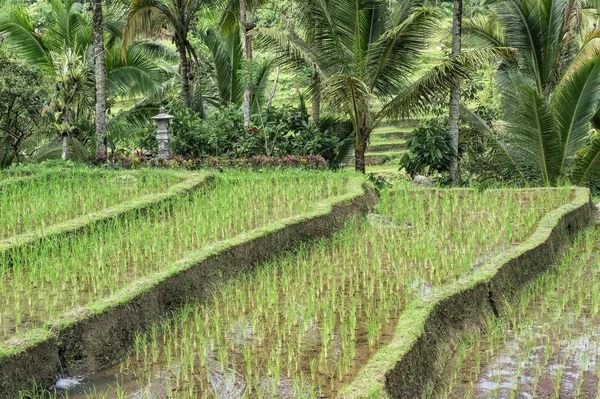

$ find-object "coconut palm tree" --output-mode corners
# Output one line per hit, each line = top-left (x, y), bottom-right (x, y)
(93, 0), (107, 158)
(198, 26), (274, 112)
(259, 0), (467, 173)
(0, 0), (175, 160)
(289, 0), (324, 124)
(448, 0), (463, 185)
(220, 0), (269, 126)
(124, 0), (219, 109)
(463, 0), (600, 186)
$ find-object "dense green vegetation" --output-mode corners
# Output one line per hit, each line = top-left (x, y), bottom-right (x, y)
(0, 0), (596, 188)
(1, 0), (600, 396)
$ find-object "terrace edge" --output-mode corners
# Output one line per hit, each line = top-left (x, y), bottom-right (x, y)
(0, 172), (210, 261)
(0, 176), (377, 397)
(338, 187), (596, 399)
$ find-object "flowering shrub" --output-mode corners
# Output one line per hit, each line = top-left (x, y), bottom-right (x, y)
(137, 104), (352, 167)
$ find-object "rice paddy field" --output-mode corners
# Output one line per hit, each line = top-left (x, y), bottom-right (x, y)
(0, 170), (350, 341)
(0, 169), (185, 239)
(436, 227), (600, 399)
(52, 186), (574, 398)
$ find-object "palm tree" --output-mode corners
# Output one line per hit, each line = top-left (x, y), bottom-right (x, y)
(0, 0), (175, 160)
(448, 0), (463, 185)
(292, 0), (323, 124)
(463, 0), (600, 185)
(198, 26), (274, 112)
(260, 0), (463, 173)
(124, 0), (217, 108)
(220, 0), (269, 126)
(93, 0), (107, 158)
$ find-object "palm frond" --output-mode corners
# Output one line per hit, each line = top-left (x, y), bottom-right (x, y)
(365, 5), (440, 97)
(251, 57), (275, 114)
(123, 0), (173, 50)
(571, 130), (600, 185)
(106, 41), (173, 99)
(553, 57), (600, 171)
(377, 48), (509, 122)
(502, 72), (562, 184)
(464, 14), (508, 48)
(569, 27), (600, 69)
(199, 27), (243, 105)
(498, 0), (547, 89)
(321, 74), (372, 130)
(0, 8), (52, 69)
(256, 27), (325, 74)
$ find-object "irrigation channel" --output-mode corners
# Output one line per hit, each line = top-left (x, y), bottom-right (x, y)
(437, 224), (600, 399)
(47, 186), (574, 398)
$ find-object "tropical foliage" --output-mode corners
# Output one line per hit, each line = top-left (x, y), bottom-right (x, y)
(0, 0), (598, 187)
(464, 0), (600, 185)
(0, 0), (175, 159)
(260, 0), (464, 172)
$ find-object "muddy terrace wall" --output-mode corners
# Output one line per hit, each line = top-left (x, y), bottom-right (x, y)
(339, 188), (596, 399)
(0, 179), (377, 397)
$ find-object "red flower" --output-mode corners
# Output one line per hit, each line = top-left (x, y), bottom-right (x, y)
(247, 127), (259, 134)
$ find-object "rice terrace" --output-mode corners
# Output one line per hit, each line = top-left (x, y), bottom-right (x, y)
(1, 0), (600, 397)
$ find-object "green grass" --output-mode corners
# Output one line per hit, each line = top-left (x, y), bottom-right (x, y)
(366, 164), (401, 172)
(369, 138), (408, 146)
(346, 152), (406, 168)
(366, 151), (406, 157)
(65, 187), (573, 398)
(0, 170), (353, 341)
(0, 168), (183, 239)
(371, 126), (414, 135)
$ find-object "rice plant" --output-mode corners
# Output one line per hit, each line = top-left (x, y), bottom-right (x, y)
(62, 186), (572, 398)
(439, 227), (600, 398)
(0, 168), (183, 239)
(0, 170), (350, 340)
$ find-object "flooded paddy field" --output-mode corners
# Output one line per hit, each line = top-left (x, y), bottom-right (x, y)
(437, 227), (600, 399)
(0, 168), (183, 239)
(0, 171), (349, 341)
(48, 187), (574, 398)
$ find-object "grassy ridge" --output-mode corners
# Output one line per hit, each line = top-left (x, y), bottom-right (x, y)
(440, 227), (600, 398)
(340, 187), (593, 399)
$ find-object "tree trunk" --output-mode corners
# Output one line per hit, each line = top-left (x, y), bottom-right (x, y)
(354, 127), (370, 174)
(240, 0), (252, 127)
(355, 144), (366, 174)
(311, 70), (321, 124)
(266, 66), (279, 108)
(448, 0), (462, 186)
(177, 39), (191, 108)
(62, 133), (68, 161)
(93, 0), (107, 159)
